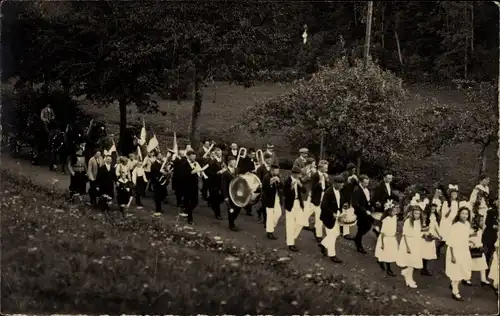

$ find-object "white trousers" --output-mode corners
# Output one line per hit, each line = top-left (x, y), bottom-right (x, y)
(266, 195), (282, 233)
(304, 194), (324, 238)
(321, 218), (341, 257)
(286, 200), (305, 246)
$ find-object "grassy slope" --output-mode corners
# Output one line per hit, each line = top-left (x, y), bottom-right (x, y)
(82, 81), (497, 193)
(2, 176), (426, 315)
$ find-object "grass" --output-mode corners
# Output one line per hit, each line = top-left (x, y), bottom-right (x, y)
(1, 175), (437, 315)
(82, 81), (498, 194)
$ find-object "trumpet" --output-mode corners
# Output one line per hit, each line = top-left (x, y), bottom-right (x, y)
(256, 149), (265, 166)
(235, 147), (247, 169)
(202, 141), (216, 159)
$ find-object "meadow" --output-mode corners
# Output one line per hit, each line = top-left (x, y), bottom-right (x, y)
(82, 81), (498, 194)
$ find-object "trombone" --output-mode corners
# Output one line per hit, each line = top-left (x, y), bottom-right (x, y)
(256, 149), (265, 166)
(235, 147), (247, 169)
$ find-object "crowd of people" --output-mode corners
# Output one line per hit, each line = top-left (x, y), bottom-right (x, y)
(52, 118), (499, 303)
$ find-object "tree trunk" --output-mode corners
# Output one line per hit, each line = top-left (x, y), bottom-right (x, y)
(118, 99), (128, 154)
(356, 155), (362, 177)
(363, 1), (374, 70)
(479, 144), (488, 175)
(190, 69), (203, 151)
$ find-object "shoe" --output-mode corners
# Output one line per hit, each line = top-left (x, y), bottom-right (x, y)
(378, 261), (386, 271)
(288, 245), (299, 252)
(452, 293), (464, 301)
(481, 281), (491, 287)
(357, 248), (367, 254)
(330, 256), (342, 264)
(405, 281), (418, 288)
(462, 280), (472, 286)
(319, 244), (326, 256)
(386, 270), (396, 277)
(229, 225), (239, 232)
(187, 220), (193, 225)
(267, 233), (277, 240)
(421, 269), (432, 276)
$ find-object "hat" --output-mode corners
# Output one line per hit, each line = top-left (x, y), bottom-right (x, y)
(346, 163), (356, 170)
(332, 175), (344, 184)
(267, 144), (275, 149)
(186, 150), (195, 156)
(291, 166), (301, 174)
(448, 184), (459, 193)
(382, 170), (392, 177)
(299, 148), (309, 154)
(227, 156), (236, 162)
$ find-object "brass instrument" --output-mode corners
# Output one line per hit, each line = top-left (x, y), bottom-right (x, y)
(192, 161), (209, 179)
(270, 175), (281, 186)
(256, 149), (265, 166)
(202, 141), (216, 159)
(235, 147), (247, 169)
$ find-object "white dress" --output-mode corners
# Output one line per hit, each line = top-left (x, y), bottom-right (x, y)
(375, 216), (399, 263)
(440, 201), (458, 241)
(488, 240), (499, 287)
(420, 214), (440, 260)
(396, 219), (423, 269)
(469, 228), (488, 271)
(445, 221), (472, 281)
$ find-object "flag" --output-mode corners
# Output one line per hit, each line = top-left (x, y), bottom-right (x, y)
(137, 145), (143, 161)
(302, 24), (308, 44)
(86, 119), (94, 137)
(147, 134), (159, 153)
(172, 132), (178, 155)
(139, 118), (146, 146)
(109, 139), (117, 154)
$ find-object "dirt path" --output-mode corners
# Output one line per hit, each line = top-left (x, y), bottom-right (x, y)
(1, 154), (497, 314)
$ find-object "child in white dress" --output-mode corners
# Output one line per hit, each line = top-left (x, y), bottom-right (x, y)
(375, 200), (399, 277)
(440, 185), (459, 242)
(446, 201), (472, 301)
(462, 212), (490, 286)
(396, 204), (423, 288)
(420, 203), (442, 276)
(488, 240), (499, 293)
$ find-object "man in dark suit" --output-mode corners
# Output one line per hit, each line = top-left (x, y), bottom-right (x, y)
(179, 150), (202, 224)
(225, 142), (239, 164)
(340, 163), (358, 203)
(292, 147), (309, 170)
(221, 156), (241, 231)
(483, 199), (499, 264)
(255, 153), (272, 223)
(319, 175), (345, 263)
(350, 174), (374, 253)
(171, 150), (187, 210)
(205, 147), (224, 220)
(96, 152), (116, 212)
(261, 164), (283, 239)
(198, 139), (213, 201)
(284, 166), (307, 252)
(236, 148), (259, 216)
(308, 160), (329, 241)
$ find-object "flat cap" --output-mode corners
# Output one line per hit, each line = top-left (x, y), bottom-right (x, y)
(291, 166), (301, 174)
(333, 175), (344, 183)
(267, 144), (275, 149)
(299, 148), (309, 154)
(346, 163), (356, 170)
(186, 150), (196, 156)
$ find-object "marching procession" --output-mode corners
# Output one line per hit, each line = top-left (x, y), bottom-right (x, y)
(40, 110), (498, 303)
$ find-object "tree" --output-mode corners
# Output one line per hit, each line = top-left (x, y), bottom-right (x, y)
(13, 1), (304, 150)
(241, 58), (413, 172)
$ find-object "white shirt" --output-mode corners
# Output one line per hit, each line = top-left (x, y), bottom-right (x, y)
(231, 149), (237, 156)
(361, 185), (370, 203)
(319, 172), (326, 190)
(292, 179), (299, 196)
(385, 182), (391, 195)
(333, 188), (341, 209)
(214, 157), (222, 163)
(105, 163), (111, 172)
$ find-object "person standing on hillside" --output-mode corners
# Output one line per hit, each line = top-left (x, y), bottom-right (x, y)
(221, 156), (241, 231)
(40, 103), (55, 133)
(256, 153), (272, 224)
(350, 175), (374, 254)
(262, 164), (283, 239)
(319, 175), (345, 263)
(373, 171), (398, 237)
(198, 139), (213, 201)
(87, 149), (102, 208)
(205, 147), (224, 220)
(284, 166), (307, 252)
(308, 160), (329, 241)
(180, 150), (203, 225)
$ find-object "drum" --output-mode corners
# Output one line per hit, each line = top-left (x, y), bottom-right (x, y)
(229, 172), (262, 208)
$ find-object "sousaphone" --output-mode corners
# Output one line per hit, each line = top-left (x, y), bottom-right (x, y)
(229, 172), (262, 208)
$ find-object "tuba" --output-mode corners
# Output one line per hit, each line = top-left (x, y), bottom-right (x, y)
(229, 173), (262, 208)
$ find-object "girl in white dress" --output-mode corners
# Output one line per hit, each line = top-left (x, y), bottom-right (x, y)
(396, 204), (423, 288)
(375, 200), (399, 277)
(488, 240), (499, 293)
(462, 212), (490, 286)
(440, 184), (459, 243)
(420, 203), (442, 276)
(446, 202), (472, 301)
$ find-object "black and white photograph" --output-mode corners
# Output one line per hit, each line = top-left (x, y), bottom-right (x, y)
(0, 0), (499, 314)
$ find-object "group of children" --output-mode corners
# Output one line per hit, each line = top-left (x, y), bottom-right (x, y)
(374, 183), (498, 301)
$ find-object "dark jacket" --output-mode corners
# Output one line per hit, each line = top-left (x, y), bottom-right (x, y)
(96, 164), (116, 197)
(283, 175), (306, 211)
(178, 159), (200, 197)
(262, 173), (283, 208)
(351, 184), (373, 223)
(310, 171), (330, 207)
(320, 186), (345, 229)
(205, 157), (224, 190)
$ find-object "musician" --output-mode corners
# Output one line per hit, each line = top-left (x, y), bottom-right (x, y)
(262, 164), (283, 239)
(265, 144), (279, 166)
(179, 150), (202, 224)
(96, 152), (116, 210)
(152, 160), (170, 215)
(373, 171), (398, 236)
(225, 143), (239, 163)
(67, 145), (87, 199)
(172, 150), (187, 209)
(284, 166), (307, 252)
(256, 153), (273, 223)
(351, 174), (374, 254)
(341, 163), (358, 203)
(221, 156), (242, 231)
(132, 160), (148, 209)
(300, 158), (316, 231)
(309, 160), (330, 241)
(149, 151), (163, 196)
(198, 139), (213, 201)
(206, 147), (224, 220)
(237, 148), (259, 216)
(319, 175), (345, 263)
(87, 149), (102, 207)
(292, 148), (309, 170)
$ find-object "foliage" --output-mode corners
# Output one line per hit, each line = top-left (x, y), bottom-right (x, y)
(0, 175), (443, 315)
(241, 58), (413, 168)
